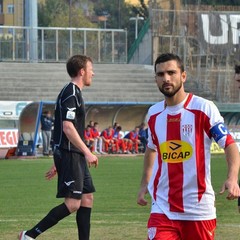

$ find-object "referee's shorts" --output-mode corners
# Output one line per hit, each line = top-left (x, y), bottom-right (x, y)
(54, 148), (96, 199)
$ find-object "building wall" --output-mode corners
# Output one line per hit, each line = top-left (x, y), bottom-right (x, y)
(0, 0), (44, 26)
(1, 0), (24, 26)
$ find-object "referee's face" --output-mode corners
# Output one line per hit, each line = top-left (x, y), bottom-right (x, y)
(83, 61), (94, 86)
(155, 60), (186, 98)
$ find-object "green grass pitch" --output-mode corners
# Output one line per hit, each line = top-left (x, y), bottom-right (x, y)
(0, 154), (239, 240)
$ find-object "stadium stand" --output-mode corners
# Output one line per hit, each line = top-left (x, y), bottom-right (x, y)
(0, 62), (203, 103)
(0, 62), (160, 103)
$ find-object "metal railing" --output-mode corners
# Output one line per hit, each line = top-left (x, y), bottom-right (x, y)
(0, 26), (128, 63)
(127, 18), (150, 63)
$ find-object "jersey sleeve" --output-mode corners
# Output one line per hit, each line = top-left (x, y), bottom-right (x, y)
(61, 95), (78, 122)
(210, 122), (235, 149)
(146, 112), (157, 151)
(208, 101), (235, 149)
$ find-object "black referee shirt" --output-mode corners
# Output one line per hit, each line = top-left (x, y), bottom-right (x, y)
(53, 82), (85, 153)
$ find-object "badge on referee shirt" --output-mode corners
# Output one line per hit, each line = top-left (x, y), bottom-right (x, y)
(66, 107), (76, 120)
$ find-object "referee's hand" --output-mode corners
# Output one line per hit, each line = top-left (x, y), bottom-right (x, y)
(86, 152), (98, 168)
(45, 164), (57, 180)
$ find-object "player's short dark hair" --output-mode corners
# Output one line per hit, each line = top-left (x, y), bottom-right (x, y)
(235, 65), (240, 74)
(116, 126), (122, 131)
(154, 53), (184, 73)
(66, 55), (92, 78)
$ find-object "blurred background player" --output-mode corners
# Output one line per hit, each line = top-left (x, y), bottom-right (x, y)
(84, 125), (94, 151)
(101, 126), (114, 153)
(92, 122), (105, 154)
(138, 122), (148, 153)
(126, 126), (141, 153)
(112, 125), (127, 154)
(40, 110), (54, 156)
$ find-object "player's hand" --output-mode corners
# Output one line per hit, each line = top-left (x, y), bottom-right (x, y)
(45, 165), (57, 180)
(86, 152), (98, 168)
(219, 179), (240, 200)
(137, 186), (148, 206)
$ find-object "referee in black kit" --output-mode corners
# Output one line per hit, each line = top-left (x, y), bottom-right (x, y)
(19, 55), (98, 240)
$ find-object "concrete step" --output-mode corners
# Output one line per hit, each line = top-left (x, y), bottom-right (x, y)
(0, 63), (158, 103)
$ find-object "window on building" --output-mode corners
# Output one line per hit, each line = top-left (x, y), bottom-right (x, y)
(7, 4), (14, 14)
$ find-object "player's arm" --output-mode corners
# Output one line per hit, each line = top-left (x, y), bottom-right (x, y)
(63, 120), (98, 167)
(220, 143), (240, 200)
(137, 147), (156, 206)
(211, 122), (240, 199)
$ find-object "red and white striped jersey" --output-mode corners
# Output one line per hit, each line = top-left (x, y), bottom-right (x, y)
(147, 93), (234, 220)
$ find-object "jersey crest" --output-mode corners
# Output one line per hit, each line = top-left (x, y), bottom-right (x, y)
(182, 124), (193, 136)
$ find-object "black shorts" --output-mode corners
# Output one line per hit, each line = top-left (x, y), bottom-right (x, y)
(53, 148), (95, 199)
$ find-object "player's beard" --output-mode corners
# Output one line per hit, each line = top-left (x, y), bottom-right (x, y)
(159, 81), (183, 98)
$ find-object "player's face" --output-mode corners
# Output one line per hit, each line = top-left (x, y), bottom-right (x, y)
(235, 73), (240, 89)
(155, 60), (186, 98)
(83, 61), (94, 86)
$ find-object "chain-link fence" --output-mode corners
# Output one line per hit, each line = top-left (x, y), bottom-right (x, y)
(150, 7), (240, 103)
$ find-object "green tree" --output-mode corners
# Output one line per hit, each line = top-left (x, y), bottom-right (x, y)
(93, 0), (148, 48)
(38, 0), (96, 28)
(93, 0), (148, 29)
(38, 0), (67, 27)
(131, 0), (149, 20)
(38, 0), (149, 51)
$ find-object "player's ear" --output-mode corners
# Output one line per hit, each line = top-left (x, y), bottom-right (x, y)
(181, 71), (187, 83)
(79, 68), (85, 76)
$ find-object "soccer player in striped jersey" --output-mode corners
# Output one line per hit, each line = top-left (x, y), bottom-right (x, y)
(137, 53), (240, 240)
